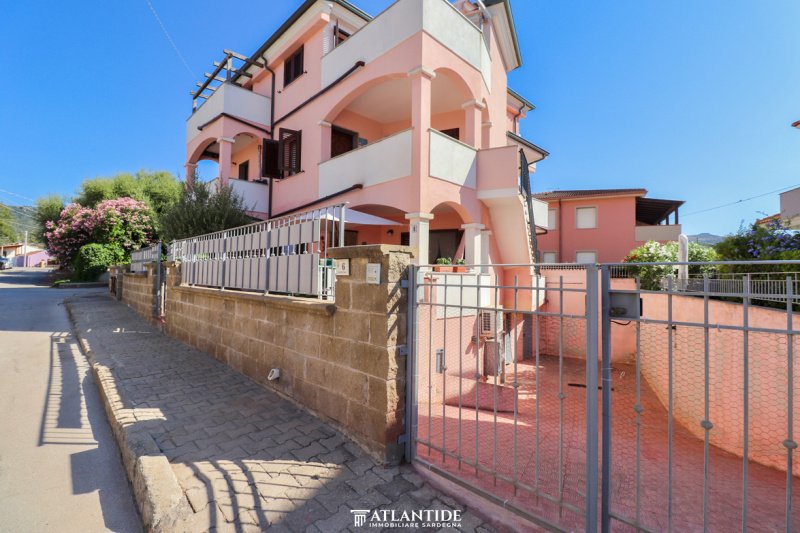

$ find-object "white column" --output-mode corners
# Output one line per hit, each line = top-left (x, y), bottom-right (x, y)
(462, 223), (485, 270)
(217, 136), (235, 187)
(480, 229), (492, 273)
(462, 99), (486, 149)
(405, 212), (434, 265)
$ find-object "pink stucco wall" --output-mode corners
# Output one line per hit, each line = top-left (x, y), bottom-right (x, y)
(537, 196), (640, 263)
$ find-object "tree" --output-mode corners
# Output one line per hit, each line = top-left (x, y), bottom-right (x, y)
(714, 219), (800, 275)
(158, 182), (253, 242)
(34, 194), (65, 243)
(44, 197), (155, 267)
(75, 170), (182, 220)
(0, 205), (17, 244)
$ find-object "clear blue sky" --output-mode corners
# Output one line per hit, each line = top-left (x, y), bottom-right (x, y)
(1, 0), (798, 236)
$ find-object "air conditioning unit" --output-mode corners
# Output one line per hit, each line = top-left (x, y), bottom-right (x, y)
(479, 310), (499, 338)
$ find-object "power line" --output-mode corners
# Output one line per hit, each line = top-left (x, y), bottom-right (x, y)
(144, 0), (198, 80)
(681, 183), (800, 217)
(0, 188), (36, 204)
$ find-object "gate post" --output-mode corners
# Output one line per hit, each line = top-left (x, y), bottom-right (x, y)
(600, 266), (612, 532)
(405, 264), (418, 463)
(585, 264), (600, 532)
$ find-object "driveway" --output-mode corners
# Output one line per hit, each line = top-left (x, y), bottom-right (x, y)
(0, 268), (140, 532)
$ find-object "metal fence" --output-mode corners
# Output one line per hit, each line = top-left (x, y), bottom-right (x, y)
(661, 272), (800, 304)
(130, 242), (162, 273)
(407, 260), (800, 532)
(168, 204), (346, 300)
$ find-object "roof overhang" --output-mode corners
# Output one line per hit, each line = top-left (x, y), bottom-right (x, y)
(484, 0), (522, 71)
(507, 131), (548, 164)
(635, 197), (684, 225)
(507, 88), (535, 114)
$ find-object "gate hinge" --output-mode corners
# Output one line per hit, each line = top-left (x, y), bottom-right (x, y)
(398, 345), (408, 357)
(401, 279), (409, 289)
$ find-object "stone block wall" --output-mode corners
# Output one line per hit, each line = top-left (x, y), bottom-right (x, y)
(119, 263), (157, 319)
(162, 245), (412, 464)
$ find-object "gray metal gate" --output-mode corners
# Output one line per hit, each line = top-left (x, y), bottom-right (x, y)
(406, 261), (800, 532)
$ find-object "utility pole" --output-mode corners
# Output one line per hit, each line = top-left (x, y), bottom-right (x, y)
(23, 231), (28, 268)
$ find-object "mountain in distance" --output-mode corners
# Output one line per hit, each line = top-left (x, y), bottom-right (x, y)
(688, 233), (724, 246)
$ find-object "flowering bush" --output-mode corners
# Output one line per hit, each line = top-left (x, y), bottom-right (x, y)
(623, 240), (717, 290)
(44, 197), (155, 267)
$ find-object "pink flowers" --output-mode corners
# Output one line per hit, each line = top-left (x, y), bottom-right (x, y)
(44, 197), (155, 267)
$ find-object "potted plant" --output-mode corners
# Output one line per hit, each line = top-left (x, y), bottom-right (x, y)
(433, 257), (453, 272)
(454, 258), (467, 273)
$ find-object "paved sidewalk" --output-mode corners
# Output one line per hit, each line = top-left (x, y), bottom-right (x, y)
(67, 292), (502, 532)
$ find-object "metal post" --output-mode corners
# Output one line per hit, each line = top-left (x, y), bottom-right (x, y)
(600, 265), (612, 532)
(585, 264), (600, 533)
(154, 242), (162, 317)
(405, 265), (417, 462)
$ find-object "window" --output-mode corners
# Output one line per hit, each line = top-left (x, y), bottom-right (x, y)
(576, 251), (597, 264)
(548, 209), (557, 230)
(542, 251), (557, 264)
(331, 126), (357, 158)
(576, 206), (597, 229)
(441, 128), (460, 141)
(237, 160), (249, 180)
(278, 128), (302, 177)
(283, 45), (304, 87)
(334, 27), (350, 47)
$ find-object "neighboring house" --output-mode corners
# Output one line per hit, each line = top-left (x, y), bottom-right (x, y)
(14, 249), (50, 267)
(780, 187), (800, 229)
(0, 243), (24, 260)
(185, 0), (550, 289)
(532, 189), (684, 263)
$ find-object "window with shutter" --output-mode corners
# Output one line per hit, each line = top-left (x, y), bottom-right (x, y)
(278, 129), (302, 177)
(262, 139), (280, 179)
(237, 160), (249, 180)
(575, 206), (597, 229)
(283, 46), (304, 87)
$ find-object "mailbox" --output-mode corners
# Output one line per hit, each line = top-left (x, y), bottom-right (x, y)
(608, 291), (642, 320)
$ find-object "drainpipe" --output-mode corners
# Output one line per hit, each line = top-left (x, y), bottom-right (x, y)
(558, 199), (563, 262)
(263, 57), (276, 219)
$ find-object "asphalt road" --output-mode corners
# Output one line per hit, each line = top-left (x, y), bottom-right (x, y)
(0, 268), (140, 532)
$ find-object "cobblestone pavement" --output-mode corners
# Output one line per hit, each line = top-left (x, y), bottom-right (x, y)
(68, 292), (502, 532)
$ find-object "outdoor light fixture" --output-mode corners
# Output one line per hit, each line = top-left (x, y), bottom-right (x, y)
(387, 229), (394, 236)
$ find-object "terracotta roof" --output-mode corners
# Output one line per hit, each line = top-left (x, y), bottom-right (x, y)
(532, 188), (648, 201)
(756, 213), (780, 226)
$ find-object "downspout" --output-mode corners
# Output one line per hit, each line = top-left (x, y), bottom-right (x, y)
(264, 58), (276, 220)
(558, 198), (563, 262)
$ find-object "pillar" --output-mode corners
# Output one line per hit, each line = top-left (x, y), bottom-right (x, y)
(462, 223), (485, 270)
(217, 136), (235, 187)
(480, 229), (492, 273)
(462, 99), (485, 149)
(319, 120), (332, 162)
(408, 66), (435, 209)
(185, 162), (197, 186)
(405, 212), (434, 265)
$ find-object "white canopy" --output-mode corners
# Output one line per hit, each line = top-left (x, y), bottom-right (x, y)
(317, 209), (403, 226)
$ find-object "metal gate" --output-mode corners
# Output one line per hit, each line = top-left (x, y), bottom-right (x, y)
(406, 261), (800, 532)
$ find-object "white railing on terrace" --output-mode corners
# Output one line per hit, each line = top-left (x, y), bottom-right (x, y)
(167, 204), (346, 300)
(130, 242), (162, 273)
(321, 0), (491, 89)
(662, 272), (800, 303)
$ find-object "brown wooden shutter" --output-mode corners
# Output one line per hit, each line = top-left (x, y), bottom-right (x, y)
(262, 139), (280, 178)
(278, 129), (302, 176)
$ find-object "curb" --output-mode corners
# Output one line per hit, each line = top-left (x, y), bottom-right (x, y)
(65, 298), (192, 532)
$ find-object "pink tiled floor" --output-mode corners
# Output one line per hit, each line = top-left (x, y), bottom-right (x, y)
(416, 356), (800, 531)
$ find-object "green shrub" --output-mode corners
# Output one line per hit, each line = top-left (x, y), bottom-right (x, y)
(624, 240), (717, 290)
(158, 181), (253, 242)
(73, 243), (125, 281)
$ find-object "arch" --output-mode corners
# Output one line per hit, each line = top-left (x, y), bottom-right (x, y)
(188, 136), (218, 166)
(323, 72), (409, 123)
(431, 201), (472, 227)
(430, 66), (476, 104)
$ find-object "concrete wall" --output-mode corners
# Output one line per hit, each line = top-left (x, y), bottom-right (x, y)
(153, 245), (412, 465)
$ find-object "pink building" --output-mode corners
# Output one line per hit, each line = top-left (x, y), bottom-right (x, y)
(185, 0), (551, 291)
(532, 189), (683, 264)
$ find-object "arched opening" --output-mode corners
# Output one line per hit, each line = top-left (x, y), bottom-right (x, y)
(187, 132), (262, 184)
(346, 204), (407, 246)
(428, 201), (471, 262)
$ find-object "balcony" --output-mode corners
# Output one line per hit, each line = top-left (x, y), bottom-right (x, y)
(321, 0), (491, 89)
(208, 178), (270, 216)
(429, 129), (476, 188)
(187, 83), (271, 144)
(318, 129), (412, 197)
(635, 224), (682, 242)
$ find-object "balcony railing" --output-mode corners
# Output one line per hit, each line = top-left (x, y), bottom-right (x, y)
(187, 82), (271, 143)
(318, 129), (412, 197)
(321, 0), (491, 89)
(635, 224), (682, 242)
